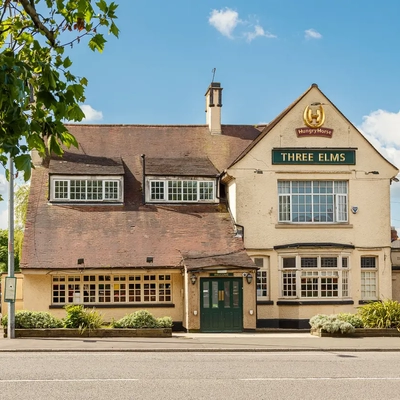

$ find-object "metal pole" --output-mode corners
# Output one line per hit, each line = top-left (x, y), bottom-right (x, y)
(7, 157), (15, 339)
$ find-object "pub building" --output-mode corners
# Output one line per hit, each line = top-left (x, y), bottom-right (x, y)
(4, 83), (398, 331)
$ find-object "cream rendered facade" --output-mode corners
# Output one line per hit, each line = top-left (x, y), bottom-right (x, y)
(225, 85), (398, 328)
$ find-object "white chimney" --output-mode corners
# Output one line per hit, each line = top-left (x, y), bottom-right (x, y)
(205, 82), (223, 134)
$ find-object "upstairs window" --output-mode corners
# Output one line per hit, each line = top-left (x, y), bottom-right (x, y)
(149, 179), (215, 203)
(278, 180), (348, 223)
(253, 257), (269, 300)
(51, 176), (123, 202)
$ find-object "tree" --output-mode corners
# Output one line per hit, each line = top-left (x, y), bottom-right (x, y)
(15, 183), (29, 229)
(0, 183), (30, 273)
(0, 0), (119, 182)
(0, 229), (21, 272)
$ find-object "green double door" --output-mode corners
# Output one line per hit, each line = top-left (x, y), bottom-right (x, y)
(200, 278), (243, 332)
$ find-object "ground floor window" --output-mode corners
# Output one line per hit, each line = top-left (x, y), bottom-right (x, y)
(361, 256), (378, 300)
(52, 274), (172, 304)
(280, 254), (349, 299)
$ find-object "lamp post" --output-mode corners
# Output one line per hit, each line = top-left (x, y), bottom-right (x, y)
(7, 156), (15, 339)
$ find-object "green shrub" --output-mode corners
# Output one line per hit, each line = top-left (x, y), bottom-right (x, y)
(63, 305), (103, 331)
(1, 311), (63, 329)
(309, 314), (355, 334)
(358, 300), (400, 328)
(156, 316), (173, 328)
(113, 310), (171, 328)
(336, 313), (364, 328)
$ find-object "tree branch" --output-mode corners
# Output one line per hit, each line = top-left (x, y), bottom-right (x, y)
(0, 0), (11, 24)
(19, 0), (55, 46)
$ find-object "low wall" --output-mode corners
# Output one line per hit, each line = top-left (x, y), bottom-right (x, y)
(3, 328), (172, 338)
(311, 328), (400, 337)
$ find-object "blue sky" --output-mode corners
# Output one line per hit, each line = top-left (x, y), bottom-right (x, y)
(1, 0), (400, 229)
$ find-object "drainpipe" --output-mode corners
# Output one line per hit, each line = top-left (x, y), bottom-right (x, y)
(184, 266), (190, 332)
(141, 154), (145, 204)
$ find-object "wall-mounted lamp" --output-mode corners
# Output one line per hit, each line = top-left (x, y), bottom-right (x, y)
(190, 274), (197, 285)
(365, 171), (379, 175)
(246, 273), (253, 284)
(146, 256), (154, 263)
(254, 169), (263, 174)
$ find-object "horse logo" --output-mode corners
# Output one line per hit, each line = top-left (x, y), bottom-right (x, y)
(303, 104), (325, 128)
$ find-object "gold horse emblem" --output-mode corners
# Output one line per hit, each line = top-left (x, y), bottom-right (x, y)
(303, 104), (325, 128)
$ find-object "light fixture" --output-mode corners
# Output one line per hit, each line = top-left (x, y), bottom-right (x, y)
(190, 274), (197, 285)
(254, 169), (263, 174)
(365, 171), (379, 175)
(246, 273), (253, 284)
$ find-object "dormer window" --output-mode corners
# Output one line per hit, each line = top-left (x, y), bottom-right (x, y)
(50, 175), (123, 203)
(144, 157), (219, 204)
(148, 179), (215, 203)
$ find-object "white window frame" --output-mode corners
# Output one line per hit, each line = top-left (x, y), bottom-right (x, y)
(50, 175), (123, 203)
(279, 254), (350, 300)
(148, 177), (216, 203)
(361, 256), (378, 300)
(253, 257), (269, 300)
(52, 274), (173, 304)
(278, 180), (348, 223)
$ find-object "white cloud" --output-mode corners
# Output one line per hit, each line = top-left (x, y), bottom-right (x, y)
(209, 8), (240, 39)
(305, 29), (322, 39)
(0, 208), (7, 230)
(81, 105), (103, 122)
(0, 173), (8, 198)
(244, 25), (276, 42)
(357, 109), (400, 230)
(209, 9), (276, 41)
(358, 109), (400, 169)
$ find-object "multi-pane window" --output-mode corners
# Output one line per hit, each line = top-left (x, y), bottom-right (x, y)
(361, 256), (377, 300)
(254, 258), (268, 299)
(280, 255), (349, 299)
(52, 274), (172, 304)
(149, 179), (215, 202)
(278, 180), (348, 223)
(52, 178), (122, 202)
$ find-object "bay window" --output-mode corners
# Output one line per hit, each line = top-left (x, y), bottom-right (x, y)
(280, 255), (349, 299)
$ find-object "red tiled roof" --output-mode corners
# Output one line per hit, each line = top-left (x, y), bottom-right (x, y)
(22, 124), (260, 270)
(145, 157), (219, 176)
(49, 153), (124, 175)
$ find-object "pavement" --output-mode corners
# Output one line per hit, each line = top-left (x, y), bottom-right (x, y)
(0, 329), (400, 352)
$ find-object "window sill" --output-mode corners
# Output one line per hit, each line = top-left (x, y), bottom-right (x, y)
(275, 223), (353, 229)
(277, 300), (354, 306)
(257, 300), (274, 305)
(49, 201), (124, 206)
(50, 303), (175, 309)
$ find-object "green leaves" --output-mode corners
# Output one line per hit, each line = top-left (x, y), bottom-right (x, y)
(14, 155), (32, 181)
(88, 33), (107, 52)
(358, 299), (400, 328)
(0, 0), (119, 182)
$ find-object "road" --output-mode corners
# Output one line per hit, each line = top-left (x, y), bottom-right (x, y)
(1, 351), (400, 399)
